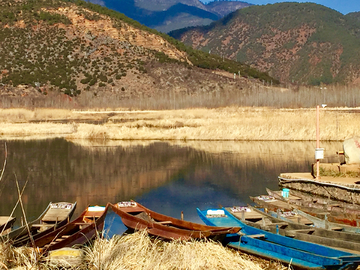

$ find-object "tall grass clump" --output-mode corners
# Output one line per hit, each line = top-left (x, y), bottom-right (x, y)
(0, 232), (285, 269)
(85, 231), (285, 270)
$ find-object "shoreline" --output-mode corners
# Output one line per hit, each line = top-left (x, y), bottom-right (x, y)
(0, 107), (359, 141)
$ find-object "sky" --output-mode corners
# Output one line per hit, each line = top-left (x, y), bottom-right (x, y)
(201, 1), (359, 15)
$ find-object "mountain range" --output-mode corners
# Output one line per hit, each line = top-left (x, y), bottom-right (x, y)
(170, 3), (360, 85)
(88, 0), (251, 33)
(0, 0), (274, 103)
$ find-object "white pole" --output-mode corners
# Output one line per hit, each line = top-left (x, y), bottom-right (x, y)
(316, 105), (320, 179)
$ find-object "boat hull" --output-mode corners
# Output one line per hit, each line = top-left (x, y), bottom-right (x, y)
(197, 207), (360, 269)
(109, 201), (240, 241)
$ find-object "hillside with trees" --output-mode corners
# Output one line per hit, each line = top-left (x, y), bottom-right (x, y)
(170, 2), (360, 85)
(0, 0), (277, 108)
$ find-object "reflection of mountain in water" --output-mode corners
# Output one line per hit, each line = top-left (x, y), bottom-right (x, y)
(0, 139), (342, 221)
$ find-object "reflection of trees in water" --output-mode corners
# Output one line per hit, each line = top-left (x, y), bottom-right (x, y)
(0, 140), (342, 220)
(174, 141), (343, 202)
(0, 139), (197, 218)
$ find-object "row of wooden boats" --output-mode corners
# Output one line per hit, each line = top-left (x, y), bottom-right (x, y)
(0, 201), (239, 254)
(3, 189), (360, 269)
(195, 187), (360, 269)
(197, 207), (360, 270)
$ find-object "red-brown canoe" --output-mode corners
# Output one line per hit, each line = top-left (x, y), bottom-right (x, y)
(110, 201), (241, 241)
(33, 205), (108, 253)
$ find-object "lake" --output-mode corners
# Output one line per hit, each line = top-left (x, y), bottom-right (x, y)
(0, 139), (342, 226)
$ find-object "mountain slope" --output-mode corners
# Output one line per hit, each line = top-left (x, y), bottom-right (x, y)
(0, 0), (276, 101)
(170, 3), (360, 85)
(89, 0), (250, 32)
(206, 1), (251, 17)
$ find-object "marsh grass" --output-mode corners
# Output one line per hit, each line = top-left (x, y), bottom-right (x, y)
(0, 107), (359, 141)
(0, 232), (285, 270)
(84, 231), (285, 270)
(1, 84), (360, 109)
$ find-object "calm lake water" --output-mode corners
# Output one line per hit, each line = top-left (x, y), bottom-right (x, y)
(0, 139), (342, 226)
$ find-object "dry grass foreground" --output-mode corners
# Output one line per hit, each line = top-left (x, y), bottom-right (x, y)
(0, 107), (359, 141)
(0, 231), (286, 270)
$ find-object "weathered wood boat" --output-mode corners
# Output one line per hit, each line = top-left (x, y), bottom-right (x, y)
(0, 216), (16, 235)
(275, 188), (360, 211)
(250, 194), (294, 212)
(229, 205), (360, 254)
(3, 202), (76, 247)
(267, 188), (360, 217)
(292, 208), (360, 234)
(197, 207), (360, 269)
(32, 205), (108, 253)
(279, 174), (360, 205)
(251, 193), (360, 227)
(109, 201), (241, 241)
(266, 208), (314, 226)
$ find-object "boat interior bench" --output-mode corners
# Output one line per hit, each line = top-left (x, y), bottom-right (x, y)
(264, 222), (288, 228)
(285, 229), (315, 238)
(247, 234), (266, 239)
(74, 223), (91, 229)
(42, 208), (71, 223)
(157, 221), (172, 225)
(32, 224), (53, 228)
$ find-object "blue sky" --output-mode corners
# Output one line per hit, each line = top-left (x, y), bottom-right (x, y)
(201, 1), (359, 15)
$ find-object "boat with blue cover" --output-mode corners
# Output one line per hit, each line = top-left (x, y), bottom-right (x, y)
(197, 207), (360, 269)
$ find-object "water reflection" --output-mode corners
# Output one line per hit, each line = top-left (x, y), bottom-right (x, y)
(0, 139), (342, 225)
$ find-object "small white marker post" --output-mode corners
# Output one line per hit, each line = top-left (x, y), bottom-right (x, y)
(316, 105), (320, 179)
(315, 105), (325, 179)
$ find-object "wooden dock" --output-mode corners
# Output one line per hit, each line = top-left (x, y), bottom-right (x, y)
(279, 172), (360, 205)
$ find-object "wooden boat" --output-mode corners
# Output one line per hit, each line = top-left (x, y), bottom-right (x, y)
(228, 205), (360, 254)
(232, 205), (313, 226)
(292, 208), (360, 234)
(251, 193), (360, 227)
(4, 202), (76, 247)
(267, 188), (360, 217)
(274, 188), (360, 211)
(250, 194), (294, 212)
(109, 201), (241, 241)
(32, 205), (108, 253)
(0, 216), (16, 235)
(197, 207), (360, 269)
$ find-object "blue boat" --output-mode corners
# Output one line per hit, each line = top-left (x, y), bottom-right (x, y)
(197, 207), (360, 269)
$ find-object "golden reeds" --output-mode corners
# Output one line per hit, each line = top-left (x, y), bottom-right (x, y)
(0, 232), (286, 270)
(0, 107), (359, 141)
(85, 231), (284, 270)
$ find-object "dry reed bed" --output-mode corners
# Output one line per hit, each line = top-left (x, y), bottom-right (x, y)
(0, 107), (359, 141)
(0, 232), (286, 270)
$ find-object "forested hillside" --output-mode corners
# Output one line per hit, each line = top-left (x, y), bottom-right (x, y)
(0, 0), (276, 106)
(170, 3), (360, 85)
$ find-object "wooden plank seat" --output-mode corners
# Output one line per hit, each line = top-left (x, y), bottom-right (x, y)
(330, 227), (344, 231)
(74, 223), (91, 226)
(247, 234), (266, 238)
(32, 224), (53, 227)
(285, 229), (315, 237)
(42, 209), (72, 223)
(265, 222), (288, 227)
(157, 221), (172, 225)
